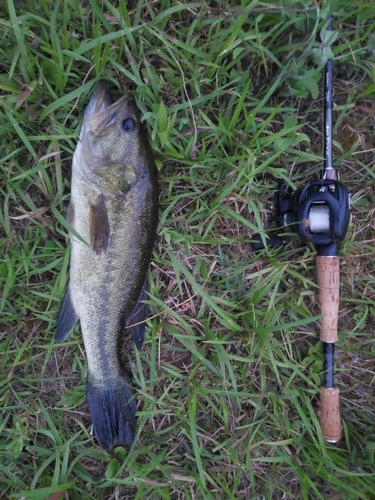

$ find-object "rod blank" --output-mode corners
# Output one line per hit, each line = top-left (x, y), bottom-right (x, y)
(324, 17), (334, 174)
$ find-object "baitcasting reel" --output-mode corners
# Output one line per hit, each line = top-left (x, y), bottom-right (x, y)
(252, 177), (351, 255)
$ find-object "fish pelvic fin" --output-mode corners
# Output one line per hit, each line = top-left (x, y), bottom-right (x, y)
(86, 373), (136, 450)
(67, 200), (75, 227)
(56, 287), (79, 342)
(127, 282), (148, 350)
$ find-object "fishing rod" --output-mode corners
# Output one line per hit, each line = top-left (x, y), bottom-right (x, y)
(252, 16), (351, 442)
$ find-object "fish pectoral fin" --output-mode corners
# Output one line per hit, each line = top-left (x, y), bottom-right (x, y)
(55, 287), (79, 342)
(127, 281), (148, 350)
(89, 195), (110, 254)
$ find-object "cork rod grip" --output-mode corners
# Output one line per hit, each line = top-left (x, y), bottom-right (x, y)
(319, 387), (342, 442)
(316, 256), (340, 343)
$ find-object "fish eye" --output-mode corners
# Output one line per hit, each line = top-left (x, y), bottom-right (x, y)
(122, 118), (136, 132)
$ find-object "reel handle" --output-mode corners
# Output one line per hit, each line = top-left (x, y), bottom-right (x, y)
(251, 233), (284, 251)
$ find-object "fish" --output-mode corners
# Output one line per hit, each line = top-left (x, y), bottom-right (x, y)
(55, 80), (158, 449)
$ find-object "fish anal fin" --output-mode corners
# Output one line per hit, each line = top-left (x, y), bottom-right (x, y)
(89, 195), (110, 254)
(127, 282), (148, 350)
(56, 287), (79, 342)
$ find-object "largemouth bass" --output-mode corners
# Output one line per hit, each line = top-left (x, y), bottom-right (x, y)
(55, 81), (158, 449)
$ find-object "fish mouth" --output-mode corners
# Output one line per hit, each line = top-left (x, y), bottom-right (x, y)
(83, 81), (134, 137)
(82, 80), (112, 124)
(90, 80), (113, 115)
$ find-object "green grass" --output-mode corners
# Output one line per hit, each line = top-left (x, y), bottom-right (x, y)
(1, 0), (375, 498)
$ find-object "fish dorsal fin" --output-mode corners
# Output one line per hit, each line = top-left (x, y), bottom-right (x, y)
(56, 286), (79, 342)
(89, 195), (110, 254)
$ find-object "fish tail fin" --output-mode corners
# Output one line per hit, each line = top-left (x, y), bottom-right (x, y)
(86, 373), (137, 449)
